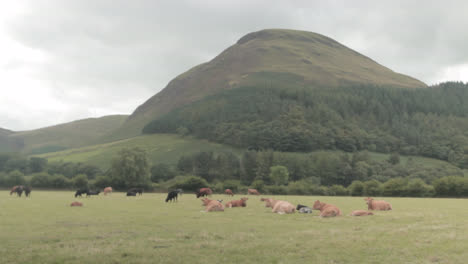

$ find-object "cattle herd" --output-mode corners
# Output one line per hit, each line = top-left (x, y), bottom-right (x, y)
(8, 185), (392, 216)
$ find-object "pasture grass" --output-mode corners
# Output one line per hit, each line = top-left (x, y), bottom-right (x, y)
(1, 191), (467, 264)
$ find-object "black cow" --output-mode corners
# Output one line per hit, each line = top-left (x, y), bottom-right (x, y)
(296, 204), (313, 214)
(23, 186), (31, 197)
(87, 190), (100, 197)
(13, 186), (24, 197)
(126, 191), (137, 196)
(165, 190), (179, 202)
(128, 188), (143, 195)
(75, 189), (89, 198)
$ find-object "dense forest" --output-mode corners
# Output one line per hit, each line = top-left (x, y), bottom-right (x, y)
(143, 82), (468, 168)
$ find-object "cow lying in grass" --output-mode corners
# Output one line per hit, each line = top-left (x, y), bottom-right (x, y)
(350, 210), (374, 216)
(365, 197), (392, 211)
(312, 200), (342, 217)
(261, 198), (295, 214)
(225, 197), (248, 208)
(204, 199), (224, 212)
(70, 201), (83, 207)
(296, 204), (313, 214)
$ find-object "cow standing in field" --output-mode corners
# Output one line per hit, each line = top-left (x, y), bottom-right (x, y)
(196, 188), (213, 198)
(225, 197), (248, 208)
(75, 190), (89, 198)
(128, 188), (143, 196)
(126, 192), (137, 196)
(23, 186), (31, 197)
(350, 210), (374, 216)
(87, 190), (100, 197)
(10, 186), (20, 195)
(103, 187), (113, 195)
(312, 200), (342, 217)
(365, 197), (392, 211)
(165, 190), (180, 202)
(248, 189), (260, 195)
(224, 189), (234, 196)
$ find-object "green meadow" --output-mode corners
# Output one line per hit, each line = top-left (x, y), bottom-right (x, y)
(1, 191), (467, 264)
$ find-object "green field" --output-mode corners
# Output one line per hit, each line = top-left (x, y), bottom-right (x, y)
(1, 191), (467, 263)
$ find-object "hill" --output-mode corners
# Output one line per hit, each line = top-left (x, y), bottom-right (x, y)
(114, 29), (426, 138)
(36, 134), (241, 170)
(0, 115), (128, 155)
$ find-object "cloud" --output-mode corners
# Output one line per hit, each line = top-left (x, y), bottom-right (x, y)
(1, 0), (468, 130)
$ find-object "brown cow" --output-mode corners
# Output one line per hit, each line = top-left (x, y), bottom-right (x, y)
(312, 200), (342, 217)
(225, 197), (248, 208)
(261, 198), (279, 208)
(201, 198), (213, 206)
(70, 201), (83, 207)
(248, 189), (260, 195)
(350, 210), (374, 216)
(272, 201), (295, 214)
(196, 188), (213, 198)
(205, 199), (224, 212)
(10, 185), (21, 195)
(364, 197), (392, 211)
(103, 187), (113, 195)
(224, 189), (234, 196)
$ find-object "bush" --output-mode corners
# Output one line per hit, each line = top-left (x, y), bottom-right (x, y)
(5, 170), (26, 186)
(287, 181), (308, 195)
(363, 180), (382, 196)
(250, 180), (265, 192)
(222, 180), (242, 192)
(433, 176), (468, 197)
(381, 178), (408, 197)
(348, 181), (364, 196)
(30, 172), (51, 188)
(264, 185), (288, 195)
(73, 174), (89, 189)
(169, 175), (209, 192)
(93, 175), (112, 189)
(406, 178), (433, 197)
(328, 185), (348, 196)
(49, 174), (71, 189)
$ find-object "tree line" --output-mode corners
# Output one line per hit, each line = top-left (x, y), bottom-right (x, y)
(143, 81), (468, 169)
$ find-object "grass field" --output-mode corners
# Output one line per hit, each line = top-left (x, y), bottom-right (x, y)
(1, 191), (467, 264)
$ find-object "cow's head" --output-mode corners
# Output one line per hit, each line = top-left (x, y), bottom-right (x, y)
(312, 200), (323, 210)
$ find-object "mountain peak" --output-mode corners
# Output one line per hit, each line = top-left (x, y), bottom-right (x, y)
(114, 29), (426, 138)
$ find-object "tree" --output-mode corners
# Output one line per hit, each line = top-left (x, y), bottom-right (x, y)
(110, 148), (150, 189)
(73, 174), (89, 189)
(269, 165), (289, 185)
(151, 163), (176, 182)
(29, 157), (48, 173)
(388, 152), (400, 165)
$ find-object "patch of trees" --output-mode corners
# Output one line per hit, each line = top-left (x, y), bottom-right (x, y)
(143, 82), (468, 168)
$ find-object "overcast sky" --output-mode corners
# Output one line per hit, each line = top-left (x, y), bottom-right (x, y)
(1, 0), (468, 131)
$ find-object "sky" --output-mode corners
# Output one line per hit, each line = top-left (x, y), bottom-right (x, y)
(1, 0), (468, 131)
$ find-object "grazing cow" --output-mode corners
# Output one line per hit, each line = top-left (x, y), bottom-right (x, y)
(103, 187), (113, 195)
(312, 200), (342, 217)
(165, 190), (180, 202)
(74, 189), (89, 198)
(224, 189), (234, 196)
(225, 197), (248, 208)
(87, 190), (100, 197)
(70, 201), (83, 207)
(23, 186), (31, 197)
(350, 210), (374, 216)
(365, 197), (392, 211)
(205, 199), (224, 212)
(248, 189), (260, 195)
(297, 204), (313, 214)
(128, 188), (143, 195)
(10, 185), (20, 195)
(126, 191), (137, 196)
(196, 188), (213, 198)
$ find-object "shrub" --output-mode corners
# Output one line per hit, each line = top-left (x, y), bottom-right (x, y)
(348, 181), (364, 196)
(49, 174), (71, 189)
(169, 175), (209, 192)
(30, 172), (51, 188)
(381, 178), (408, 197)
(328, 185), (348, 196)
(73, 174), (89, 189)
(93, 175), (112, 189)
(363, 180), (382, 196)
(264, 185), (288, 195)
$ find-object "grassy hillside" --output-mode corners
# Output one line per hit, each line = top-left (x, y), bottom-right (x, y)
(35, 132), (458, 175)
(1, 115), (128, 155)
(36, 134), (241, 170)
(114, 29), (426, 139)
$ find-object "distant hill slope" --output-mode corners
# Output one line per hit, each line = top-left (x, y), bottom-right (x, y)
(36, 134), (241, 170)
(114, 29), (426, 138)
(0, 115), (128, 154)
